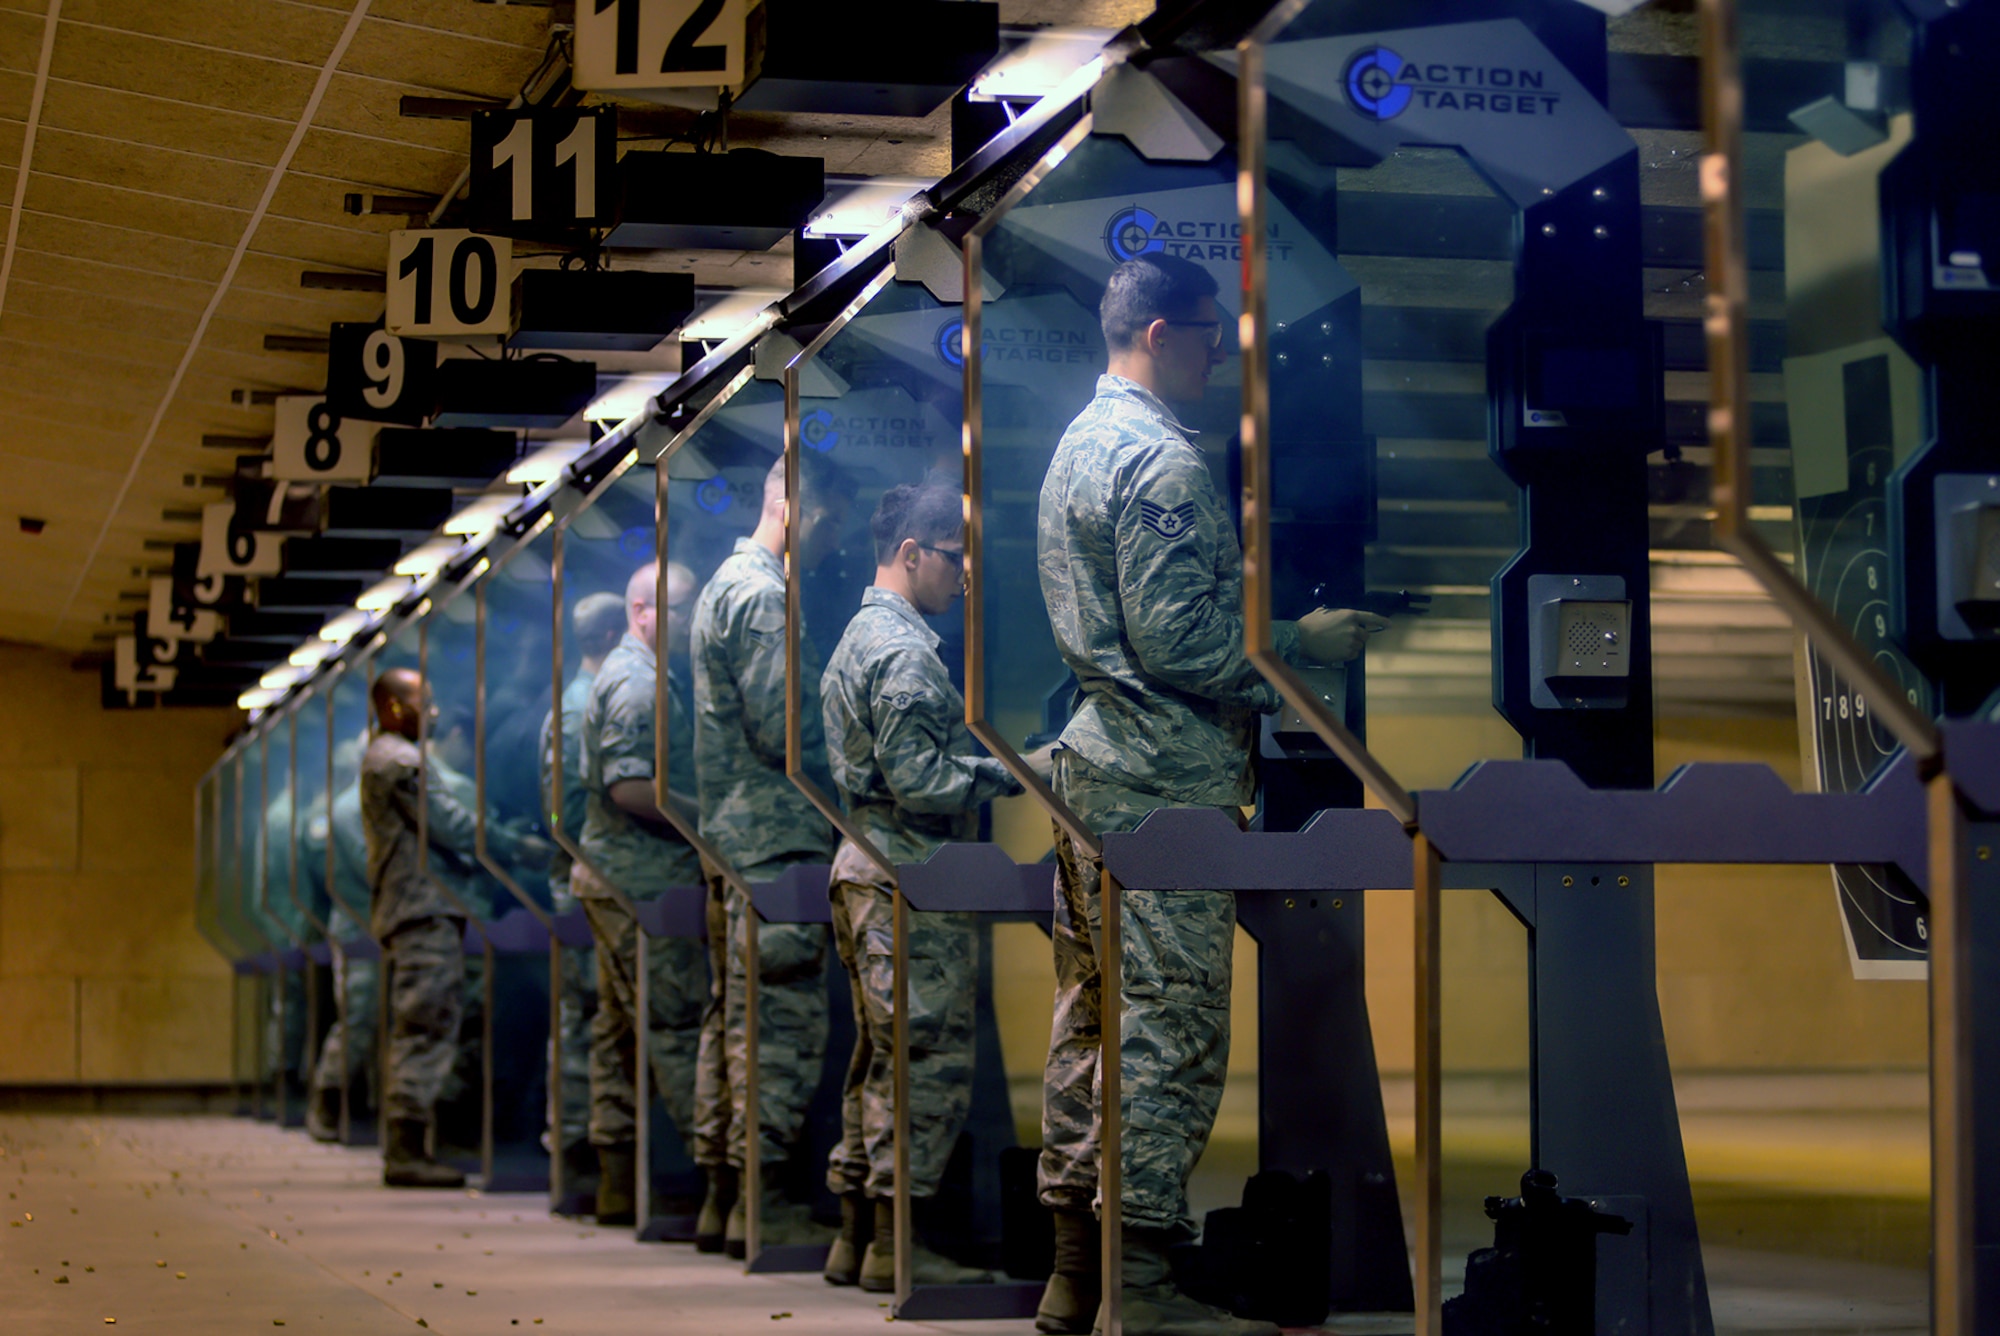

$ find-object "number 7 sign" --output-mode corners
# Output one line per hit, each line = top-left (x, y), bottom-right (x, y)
(574, 0), (749, 92)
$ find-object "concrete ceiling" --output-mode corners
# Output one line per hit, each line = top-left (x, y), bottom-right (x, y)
(0, 0), (1156, 654)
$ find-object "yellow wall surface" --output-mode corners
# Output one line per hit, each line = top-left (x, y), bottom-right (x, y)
(0, 642), (241, 1084)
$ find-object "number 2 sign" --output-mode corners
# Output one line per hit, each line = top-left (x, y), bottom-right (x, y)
(386, 229), (513, 340)
(574, 0), (748, 91)
(327, 320), (437, 426)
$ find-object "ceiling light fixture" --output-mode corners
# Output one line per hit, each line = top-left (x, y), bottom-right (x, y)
(506, 440), (590, 485)
(355, 577), (415, 612)
(393, 538), (464, 578)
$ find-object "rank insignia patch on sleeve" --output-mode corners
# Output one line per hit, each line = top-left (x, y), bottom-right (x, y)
(1138, 500), (1198, 541)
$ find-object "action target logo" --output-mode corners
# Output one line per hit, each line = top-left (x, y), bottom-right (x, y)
(694, 477), (733, 515)
(937, 318), (967, 368)
(801, 408), (840, 453)
(1103, 205), (1168, 264)
(1344, 46), (1413, 121)
(617, 525), (651, 558)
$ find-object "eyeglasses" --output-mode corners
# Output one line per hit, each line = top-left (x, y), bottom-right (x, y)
(1163, 319), (1225, 349)
(919, 543), (966, 570)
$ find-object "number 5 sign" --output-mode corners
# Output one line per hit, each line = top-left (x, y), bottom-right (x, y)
(574, 0), (749, 91)
(387, 229), (513, 340)
(272, 395), (375, 483)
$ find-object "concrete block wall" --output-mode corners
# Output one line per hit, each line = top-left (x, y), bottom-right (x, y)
(0, 643), (240, 1084)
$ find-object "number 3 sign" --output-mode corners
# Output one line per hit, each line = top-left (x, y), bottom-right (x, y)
(272, 395), (375, 483)
(574, 0), (749, 91)
(387, 229), (513, 340)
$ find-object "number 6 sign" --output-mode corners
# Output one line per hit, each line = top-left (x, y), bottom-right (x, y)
(387, 229), (513, 340)
(272, 395), (376, 483)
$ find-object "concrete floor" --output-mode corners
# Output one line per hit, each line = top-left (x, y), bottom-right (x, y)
(1, 1105), (1930, 1335)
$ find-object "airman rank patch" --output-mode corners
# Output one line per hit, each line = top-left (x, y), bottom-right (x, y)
(1138, 499), (1198, 542)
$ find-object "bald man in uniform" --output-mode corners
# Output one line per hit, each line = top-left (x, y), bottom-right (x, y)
(364, 668), (543, 1186)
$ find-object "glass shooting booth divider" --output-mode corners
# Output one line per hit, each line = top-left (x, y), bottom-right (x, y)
(195, 754), (263, 1114)
(323, 656), (383, 1147)
(287, 681), (339, 1143)
(548, 419), (737, 1244)
(239, 724), (299, 1125)
(775, 258), (1053, 1315)
(417, 564), (558, 1191)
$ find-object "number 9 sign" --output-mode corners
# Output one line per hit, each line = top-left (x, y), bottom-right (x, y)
(327, 320), (437, 425)
(272, 394), (376, 483)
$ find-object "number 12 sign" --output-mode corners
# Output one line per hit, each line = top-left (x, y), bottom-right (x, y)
(574, 0), (748, 91)
(387, 229), (513, 340)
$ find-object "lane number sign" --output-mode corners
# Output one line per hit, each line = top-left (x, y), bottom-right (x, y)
(470, 107), (617, 235)
(150, 576), (219, 644)
(199, 500), (283, 578)
(272, 395), (375, 483)
(387, 229), (514, 340)
(574, 0), (749, 91)
(328, 320), (437, 426)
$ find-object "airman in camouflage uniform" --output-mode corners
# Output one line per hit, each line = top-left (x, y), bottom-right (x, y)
(1034, 256), (1379, 1335)
(308, 777), (376, 1141)
(363, 668), (542, 1188)
(258, 784), (313, 1100)
(573, 564), (709, 1225)
(691, 451), (852, 1256)
(539, 591), (624, 1184)
(819, 479), (1022, 1290)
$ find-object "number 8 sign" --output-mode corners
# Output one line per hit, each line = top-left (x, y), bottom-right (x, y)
(387, 229), (514, 340)
(272, 395), (375, 483)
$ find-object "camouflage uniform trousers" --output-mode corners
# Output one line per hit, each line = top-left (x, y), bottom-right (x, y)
(578, 879), (708, 1149)
(381, 915), (467, 1124)
(1038, 752), (1237, 1238)
(550, 925), (596, 1151)
(311, 930), (379, 1107)
(825, 879), (978, 1200)
(692, 857), (831, 1169)
(263, 966), (311, 1087)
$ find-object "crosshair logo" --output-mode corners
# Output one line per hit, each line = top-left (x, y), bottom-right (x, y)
(1344, 46), (1413, 120)
(695, 477), (732, 515)
(1103, 205), (1167, 264)
(801, 408), (840, 453)
(617, 525), (651, 558)
(937, 318), (966, 368)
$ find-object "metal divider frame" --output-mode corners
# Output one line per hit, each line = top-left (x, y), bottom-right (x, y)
(237, 729), (285, 1121)
(648, 360), (789, 1262)
(259, 714), (309, 1127)
(282, 693), (336, 1126)
(1231, 16), (1438, 1331)
(468, 518), (571, 1210)
(1690, 0), (1964, 1326)
(957, 107), (1136, 1333)
(776, 263), (929, 1301)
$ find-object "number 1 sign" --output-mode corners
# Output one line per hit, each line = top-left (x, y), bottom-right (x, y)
(573, 0), (748, 92)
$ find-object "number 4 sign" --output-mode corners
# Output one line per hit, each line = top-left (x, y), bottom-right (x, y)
(386, 229), (513, 340)
(574, 0), (749, 91)
(272, 395), (375, 483)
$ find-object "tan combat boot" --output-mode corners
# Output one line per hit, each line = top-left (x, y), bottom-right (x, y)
(1036, 1208), (1101, 1334)
(823, 1192), (870, 1286)
(594, 1143), (636, 1226)
(382, 1118), (465, 1189)
(858, 1196), (995, 1292)
(696, 1165), (737, 1254)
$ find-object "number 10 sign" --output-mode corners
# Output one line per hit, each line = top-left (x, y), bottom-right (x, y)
(387, 229), (513, 340)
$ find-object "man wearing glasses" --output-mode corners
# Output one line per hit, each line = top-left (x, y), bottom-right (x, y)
(818, 478), (1032, 1291)
(1033, 254), (1383, 1336)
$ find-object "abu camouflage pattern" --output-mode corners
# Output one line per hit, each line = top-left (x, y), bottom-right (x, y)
(820, 586), (1020, 888)
(540, 666), (596, 909)
(689, 538), (835, 871)
(576, 633), (701, 897)
(1036, 374), (1305, 808)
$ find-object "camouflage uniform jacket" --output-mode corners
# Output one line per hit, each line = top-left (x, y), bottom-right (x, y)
(821, 587), (1022, 889)
(326, 782), (371, 930)
(538, 665), (596, 907)
(578, 632), (701, 896)
(1038, 374), (1305, 807)
(361, 730), (482, 939)
(691, 537), (835, 872)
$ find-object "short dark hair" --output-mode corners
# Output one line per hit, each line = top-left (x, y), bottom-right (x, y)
(764, 448), (858, 510)
(572, 591), (626, 658)
(870, 478), (962, 565)
(1100, 254), (1220, 351)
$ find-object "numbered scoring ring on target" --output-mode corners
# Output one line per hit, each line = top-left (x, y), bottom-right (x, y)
(1344, 46), (1413, 121)
(1102, 206), (1167, 265)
